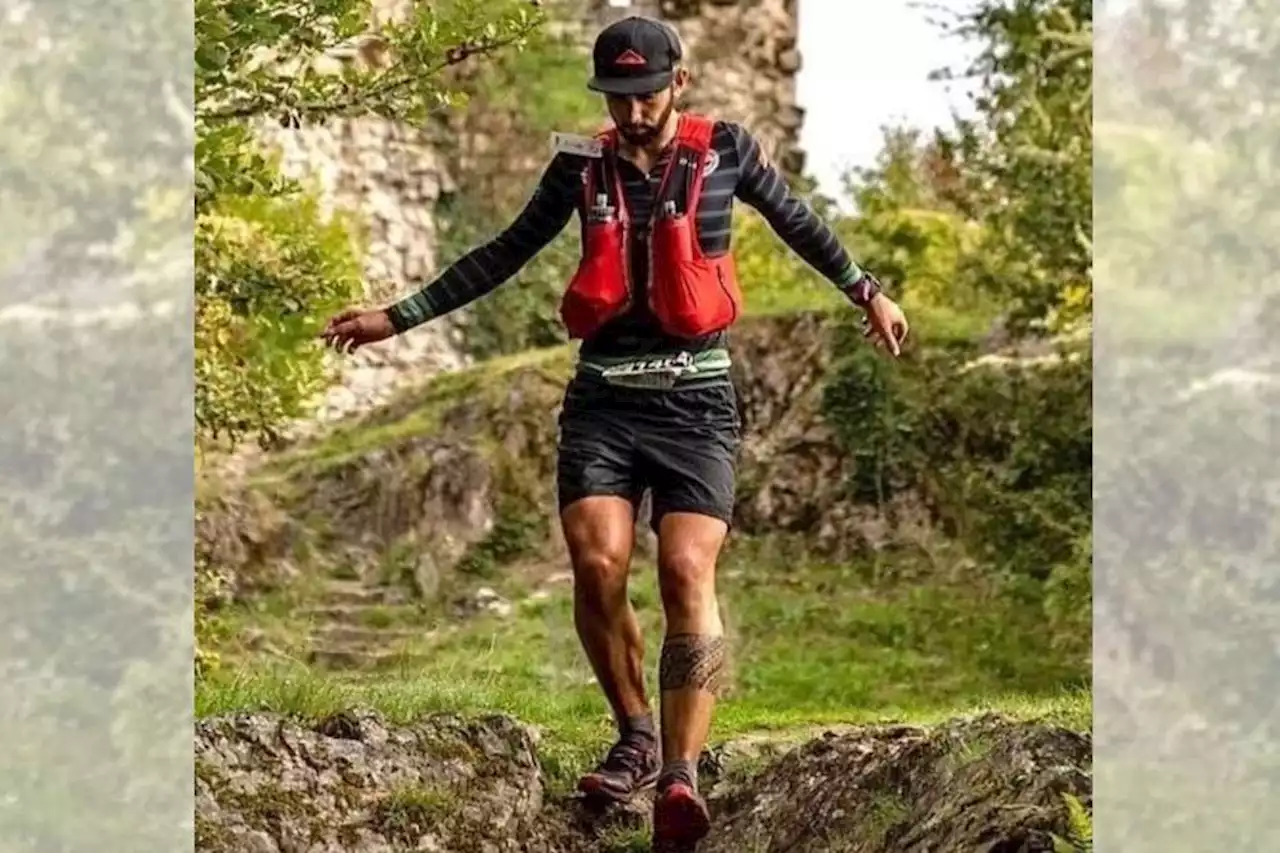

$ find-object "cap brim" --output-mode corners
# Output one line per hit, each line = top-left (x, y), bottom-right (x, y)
(587, 72), (674, 96)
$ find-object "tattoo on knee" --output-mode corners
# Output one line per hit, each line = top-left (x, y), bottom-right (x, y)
(659, 634), (728, 695)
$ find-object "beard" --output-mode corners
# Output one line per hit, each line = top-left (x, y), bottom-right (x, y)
(617, 94), (675, 147)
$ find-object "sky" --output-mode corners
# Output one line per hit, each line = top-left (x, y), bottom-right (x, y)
(797, 0), (979, 208)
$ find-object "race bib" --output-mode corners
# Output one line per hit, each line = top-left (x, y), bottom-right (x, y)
(551, 132), (604, 159)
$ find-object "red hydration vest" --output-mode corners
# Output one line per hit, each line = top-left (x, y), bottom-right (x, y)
(559, 113), (745, 341)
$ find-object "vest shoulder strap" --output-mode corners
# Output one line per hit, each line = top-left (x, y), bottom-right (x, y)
(582, 127), (620, 206)
(675, 113), (715, 153)
(596, 126), (620, 148)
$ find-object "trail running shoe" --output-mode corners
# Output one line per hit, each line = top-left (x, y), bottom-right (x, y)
(576, 734), (660, 803)
(652, 780), (711, 851)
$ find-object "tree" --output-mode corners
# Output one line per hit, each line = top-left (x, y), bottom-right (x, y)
(837, 126), (995, 340)
(934, 0), (1093, 335)
(194, 0), (548, 449)
(1090, 2), (1280, 848)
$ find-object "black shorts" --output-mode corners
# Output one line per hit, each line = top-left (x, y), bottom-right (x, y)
(556, 375), (742, 531)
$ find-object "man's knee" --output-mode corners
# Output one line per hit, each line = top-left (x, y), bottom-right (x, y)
(657, 542), (718, 620)
(563, 495), (636, 611)
(572, 548), (630, 606)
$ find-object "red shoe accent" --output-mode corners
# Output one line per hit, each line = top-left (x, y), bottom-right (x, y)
(653, 783), (711, 848)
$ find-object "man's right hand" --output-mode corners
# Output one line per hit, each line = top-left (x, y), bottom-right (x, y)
(319, 308), (396, 353)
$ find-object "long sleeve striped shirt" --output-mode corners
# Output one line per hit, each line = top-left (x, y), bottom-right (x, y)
(387, 120), (877, 357)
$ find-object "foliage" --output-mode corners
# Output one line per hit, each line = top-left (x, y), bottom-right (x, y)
(933, 0), (1093, 335)
(836, 126), (1000, 339)
(823, 323), (1091, 643)
(195, 190), (363, 447)
(733, 208), (847, 316)
(815, 0), (1095, 655)
(192, 0), (551, 681)
(1088, 7), (1280, 848)
(0, 0), (189, 271)
(439, 201), (580, 360)
(1052, 793), (1093, 852)
(0, 0), (201, 845)
(194, 0), (548, 448)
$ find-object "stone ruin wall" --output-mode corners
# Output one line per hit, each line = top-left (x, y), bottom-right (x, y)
(260, 0), (805, 430)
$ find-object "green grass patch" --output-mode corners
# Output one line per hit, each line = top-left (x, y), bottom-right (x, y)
(599, 825), (652, 853)
(863, 791), (911, 846)
(251, 344), (573, 485)
(199, 545), (1089, 791)
(1052, 793), (1093, 852)
(370, 784), (458, 845)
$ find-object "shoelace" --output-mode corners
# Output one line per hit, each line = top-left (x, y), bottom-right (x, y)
(602, 737), (652, 774)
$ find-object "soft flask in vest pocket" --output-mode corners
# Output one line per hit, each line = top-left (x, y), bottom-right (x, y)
(560, 160), (632, 340)
(560, 215), (630, 340)
(649, 210), (743, 339)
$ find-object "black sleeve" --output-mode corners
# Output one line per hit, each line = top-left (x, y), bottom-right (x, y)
(728, 122), (879, 305)
(386, 154), (582, 332)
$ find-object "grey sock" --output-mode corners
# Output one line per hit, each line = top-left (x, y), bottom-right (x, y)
(659, 758), (698, 792)
(622, 713), (655, 741)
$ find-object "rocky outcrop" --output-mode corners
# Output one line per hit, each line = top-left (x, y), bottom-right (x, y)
(195, 313), (924, 603)
(659, 0), (807, 175)
(702, 715), (1092, 852)
(258, 116), (470, 429)
(195, 711), (1091, 852)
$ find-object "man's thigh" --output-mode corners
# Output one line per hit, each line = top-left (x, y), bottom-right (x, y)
(556, 380), (645, 514)
(636, 383), (742, 533)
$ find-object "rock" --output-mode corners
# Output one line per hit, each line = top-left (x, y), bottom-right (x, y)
(195, 711), (1091, 853)
(475, 587), (514, 618)
(455, 586), (514, 620)
(195, 712), (553, 853)
(702, 714), (1092, 853)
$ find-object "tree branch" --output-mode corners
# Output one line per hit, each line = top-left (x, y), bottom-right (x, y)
(203, 26), (538, 123)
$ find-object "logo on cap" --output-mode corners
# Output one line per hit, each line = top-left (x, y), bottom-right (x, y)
(614, 49), (647, 66)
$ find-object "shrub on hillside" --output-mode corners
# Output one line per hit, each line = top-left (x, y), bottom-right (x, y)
(823, 319), (1091, 620)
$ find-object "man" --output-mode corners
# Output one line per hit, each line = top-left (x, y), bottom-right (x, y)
(321, 15), (908, 851)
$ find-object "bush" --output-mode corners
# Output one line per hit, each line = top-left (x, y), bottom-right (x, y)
(823, 318), (1091, 594)
(195, 181), (363, 448)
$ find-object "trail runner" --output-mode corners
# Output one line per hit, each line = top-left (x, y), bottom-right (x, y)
(321, 15), (909, 851)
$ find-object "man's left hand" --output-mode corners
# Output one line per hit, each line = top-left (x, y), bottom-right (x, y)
(862, 293), (910, 357)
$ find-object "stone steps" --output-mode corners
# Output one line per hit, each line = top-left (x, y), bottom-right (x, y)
(298, 602), (425, 624)
(320, 581), (409, 607)
(301, 578), (434, 671)
(313, 624), (429, 648)
(306, 646), (433, 671)
(297, 604), (370, 623)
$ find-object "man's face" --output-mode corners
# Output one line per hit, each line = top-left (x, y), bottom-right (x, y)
(606, 85), (676, 147)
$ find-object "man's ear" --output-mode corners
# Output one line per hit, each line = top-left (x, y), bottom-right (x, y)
(672, 66), (691, 98)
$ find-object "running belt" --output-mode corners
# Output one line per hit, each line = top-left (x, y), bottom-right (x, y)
(576, 347), (732, 390)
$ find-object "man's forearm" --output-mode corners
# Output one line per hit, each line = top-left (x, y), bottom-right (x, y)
(385, 154), (579, 333)
(385, 248), (505, 333)
(833, 264), (882, 307)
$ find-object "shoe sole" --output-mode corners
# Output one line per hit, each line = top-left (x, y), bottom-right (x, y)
(577, 770), (660, 805)
(653, 784), (711, 848)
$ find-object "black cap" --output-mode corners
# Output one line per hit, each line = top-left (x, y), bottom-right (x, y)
(588, 16), (683, 96)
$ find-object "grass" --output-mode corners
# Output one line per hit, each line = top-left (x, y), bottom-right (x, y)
(371, 784), (458, 844)
(251, 343), (574, 485)
(599, 825), (652, 853)
(199, 542), (1090, 792)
